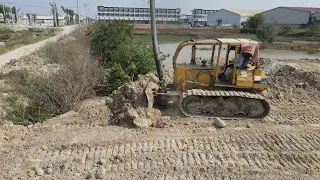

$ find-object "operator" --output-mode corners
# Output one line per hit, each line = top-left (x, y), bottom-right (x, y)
(224, 52), (251, 80)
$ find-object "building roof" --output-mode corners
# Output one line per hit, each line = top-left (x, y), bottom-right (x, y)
(223, 9), (264, 16)
(281, 7), (320, 14)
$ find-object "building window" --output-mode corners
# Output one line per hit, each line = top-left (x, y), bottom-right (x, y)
(163, 9), (167, 13)
(98, 6), (104, 11)
(130, 14), (134, 17)
(135, 8), (139, 13)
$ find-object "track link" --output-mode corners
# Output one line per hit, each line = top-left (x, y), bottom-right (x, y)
(181, 89), (270, 119)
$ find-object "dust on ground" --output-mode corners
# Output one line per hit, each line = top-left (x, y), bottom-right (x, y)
(1, 56), (320, 179)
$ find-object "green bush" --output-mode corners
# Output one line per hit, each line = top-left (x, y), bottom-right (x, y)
(257, 24), (276, 44)
(88, 21), (169, 93)
(247, 14), (264, 31)
(88, 21), (134, 67)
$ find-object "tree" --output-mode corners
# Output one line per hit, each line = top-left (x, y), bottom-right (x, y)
(26, 13), (31, 24)
(49, 1), (59, 26)
(0, 4), (10, 23)
(10, 6), (21, 23)
(88, 21), (134, 67)
(32, 14), (37, 23)
(247, 14), (264, 31)
(61, 6), (68, 25)
(61, 7), (75, 25)
(256, 24), (276, 44)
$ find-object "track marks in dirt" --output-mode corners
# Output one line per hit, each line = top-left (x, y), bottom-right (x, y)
(16, 131), (320, 179)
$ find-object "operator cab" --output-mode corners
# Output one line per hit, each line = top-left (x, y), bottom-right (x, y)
(169, 38), (266, 92)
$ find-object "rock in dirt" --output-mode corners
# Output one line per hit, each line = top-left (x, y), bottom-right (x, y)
(35, 167), (44, 176)
(133, 118), (152, 128)
(125, 107), (139, 120)
(95, 167), (106, 179)
(97, 158), (107, 166)
(86, 172), (93, 179)
(155, 119), (166, 128)
(0, 108), (7, 119)
(27, 170), (36, 177)
(296, 82), (309, 89)
(247, 123), (253, 129)
(214, 118), (226, 128)
(45, 168), (53, 174)
(107, 74), (159, 118)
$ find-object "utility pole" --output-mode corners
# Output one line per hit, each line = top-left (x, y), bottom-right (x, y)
(149, 0), (163, 81)
(77, 0), (81, 32)
(83, 3), (88, 24)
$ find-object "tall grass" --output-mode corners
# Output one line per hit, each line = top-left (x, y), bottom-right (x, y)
(6, 30), (104, 125)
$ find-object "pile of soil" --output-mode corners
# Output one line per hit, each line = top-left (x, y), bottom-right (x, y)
(106, 73), (162, 127)
(262, 58), (320, 103)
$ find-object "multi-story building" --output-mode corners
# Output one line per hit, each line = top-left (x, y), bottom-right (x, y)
(181, 14), (192, 24)
(97, 6), (181, 24)
(19, 14), (66, 26)
(191, 9), (218, 26)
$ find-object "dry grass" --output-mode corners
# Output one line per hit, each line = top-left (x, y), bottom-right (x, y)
(6, 30), (104, 125)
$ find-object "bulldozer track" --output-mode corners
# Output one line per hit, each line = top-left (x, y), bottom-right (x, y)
(5, 131), (317, 179)
(181, 89), (270, 119)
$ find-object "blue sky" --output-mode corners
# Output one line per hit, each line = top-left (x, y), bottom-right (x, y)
(2, 0), (320, 18)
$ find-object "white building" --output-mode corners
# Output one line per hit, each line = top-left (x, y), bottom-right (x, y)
(181, 14), (192, 24)
(97, 6), (181, 24)
(191, 9), (218, 26)
(261, 7), (320, 25)
(207, 9), (263, 27)
(20, 14), (66, 26)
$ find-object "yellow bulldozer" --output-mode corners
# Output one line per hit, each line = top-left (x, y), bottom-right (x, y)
(155, 38), (270, 119)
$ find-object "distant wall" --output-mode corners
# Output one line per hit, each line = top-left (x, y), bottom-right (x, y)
(262, 7), (310, 25)
(207, 9), (240, 26)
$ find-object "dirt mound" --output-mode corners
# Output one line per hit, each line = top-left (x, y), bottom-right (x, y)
(106, 74), (161, 127)
(262, 59), (320, 103)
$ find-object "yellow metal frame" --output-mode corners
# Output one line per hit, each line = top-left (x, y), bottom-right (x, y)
(171, 38), (267, 91)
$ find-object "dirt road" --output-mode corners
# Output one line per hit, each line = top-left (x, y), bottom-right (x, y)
(0, 25), (77, 67)
(1, 59), (320, 179)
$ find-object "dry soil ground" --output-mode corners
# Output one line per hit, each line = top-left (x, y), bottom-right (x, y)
(1, 59), (320, 180)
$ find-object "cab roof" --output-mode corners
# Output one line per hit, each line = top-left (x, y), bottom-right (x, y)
(186, 38), (257, 45)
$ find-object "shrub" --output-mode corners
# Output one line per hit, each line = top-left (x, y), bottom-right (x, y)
(308, 23), (320, 35)
(279, 26), (293, 35)
(247, 14), (264, 31)
(88, 21), (169, 93)
(88, 21), (134, 67)
(256, 24), (276, 44)
(6, 31), (104, 124)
